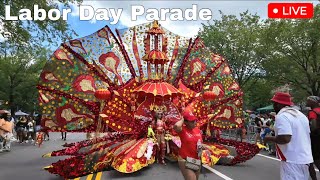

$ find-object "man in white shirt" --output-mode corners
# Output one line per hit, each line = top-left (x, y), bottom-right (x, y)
(265, 92), (313, 180)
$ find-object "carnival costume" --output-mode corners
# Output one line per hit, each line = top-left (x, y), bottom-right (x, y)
(38, 21), (262, 179)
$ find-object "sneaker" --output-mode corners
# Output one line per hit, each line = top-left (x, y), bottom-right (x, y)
(25, 140), (29, 143)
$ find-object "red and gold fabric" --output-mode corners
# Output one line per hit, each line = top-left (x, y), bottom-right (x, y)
(38, 20), (259, 179)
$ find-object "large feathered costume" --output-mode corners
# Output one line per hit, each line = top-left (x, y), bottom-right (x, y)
(37, 21), (261, 179)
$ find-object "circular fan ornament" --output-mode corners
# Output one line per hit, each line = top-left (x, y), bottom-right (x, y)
(37, 20), (263, 179)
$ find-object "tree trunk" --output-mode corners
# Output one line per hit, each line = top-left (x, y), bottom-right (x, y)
(9, 93), (14, 117)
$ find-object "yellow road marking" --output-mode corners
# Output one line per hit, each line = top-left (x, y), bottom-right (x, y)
(86, 174), (93, 180)
(74, 178), (80, 180)
(96, 172), (102, 180)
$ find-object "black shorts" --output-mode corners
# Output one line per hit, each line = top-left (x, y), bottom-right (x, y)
(311, 134), (320, 160)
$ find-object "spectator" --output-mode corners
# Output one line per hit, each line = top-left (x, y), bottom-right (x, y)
(174, 110), (203, 180)
(16, 117), (28, 143)
(0, 113), (14, 152)
(265, 92), (313, 180)
(236, 126), (246, 142)
(61, 131), (67, 141)
(306, 96), (320, 180)
(250, 113), (257, 120)
(26, 117), (35, 143)
(35, 114), (42, 133)
(43, 128), (50, 141)
(266, 112), (276, 155)
(254, 117), (263, 143)
(39, 114), (49, 141)
(260, 117), (272, 146)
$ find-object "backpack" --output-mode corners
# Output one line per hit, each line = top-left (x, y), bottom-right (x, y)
(310, 110), (320, 135)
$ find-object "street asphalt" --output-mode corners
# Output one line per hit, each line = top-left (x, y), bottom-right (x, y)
(0, 133), (316, 180)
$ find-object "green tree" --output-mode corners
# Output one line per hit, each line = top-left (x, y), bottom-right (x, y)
(0, 48), (48, 115)
(0, 0), (81, 47)
(244, 77), (276, 110)
(0, 0), (82, 115)
(199, 11), (267, 89)
(262, 4), (320, 96)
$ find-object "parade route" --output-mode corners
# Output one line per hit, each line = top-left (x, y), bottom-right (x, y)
(1, 132), (311, 180)
(1, 1), (319, 180)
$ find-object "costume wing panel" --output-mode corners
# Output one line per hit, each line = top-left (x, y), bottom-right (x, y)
(111, 138), (156, 173)
(173, 38), (245, 129)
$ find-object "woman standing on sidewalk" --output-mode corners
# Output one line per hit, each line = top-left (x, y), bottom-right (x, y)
(16, 117), (28, 143)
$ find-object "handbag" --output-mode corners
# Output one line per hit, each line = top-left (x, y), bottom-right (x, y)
(185, 157), (201, 171)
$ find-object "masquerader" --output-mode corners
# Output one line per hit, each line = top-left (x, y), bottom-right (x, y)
(38, 20), (263, 179)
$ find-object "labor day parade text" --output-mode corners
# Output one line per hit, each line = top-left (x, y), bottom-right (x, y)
(4, 5), (213, 24)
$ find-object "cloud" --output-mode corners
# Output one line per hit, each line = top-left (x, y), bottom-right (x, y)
(65, 0), (318, 37)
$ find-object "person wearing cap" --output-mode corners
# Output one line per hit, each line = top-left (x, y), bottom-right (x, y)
(173, 110), (203, 180)
(266, 112), (276, 155)
(264, 92), (313, 180)
(306, 96), (320, 180)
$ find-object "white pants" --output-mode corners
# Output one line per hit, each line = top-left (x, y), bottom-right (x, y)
(280, 161), (309, 180)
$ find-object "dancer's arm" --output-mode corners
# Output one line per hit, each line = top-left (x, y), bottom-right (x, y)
(173, 118), (184, 133)
(264, 135), (291, 144)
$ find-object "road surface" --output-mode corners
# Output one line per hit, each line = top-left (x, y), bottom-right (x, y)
(0, 133), (315, 180)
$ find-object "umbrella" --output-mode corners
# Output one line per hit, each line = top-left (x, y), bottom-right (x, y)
(133, 81), (182, 98)
(15, 110), (29, 116)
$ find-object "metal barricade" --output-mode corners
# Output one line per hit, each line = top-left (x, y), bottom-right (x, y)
(247, 123), (258, 142)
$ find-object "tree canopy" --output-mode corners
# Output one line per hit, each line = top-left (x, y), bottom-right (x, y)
(262, 5), (320, 97)
(0, 0), (84, 114)
(199, 11), (267, 89)
(0, 0), (82, 48)
(199, 4), (320, 109)
(0, 48), (48, 115)
(0, 2), (319, 112)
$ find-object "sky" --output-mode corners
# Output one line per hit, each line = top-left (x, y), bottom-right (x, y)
(61, 0), (318, 40)
(0, 1), (318, 43)
(62, 1), (278, 39)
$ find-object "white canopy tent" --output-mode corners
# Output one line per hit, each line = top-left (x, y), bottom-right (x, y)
(15, 110), (29, 116)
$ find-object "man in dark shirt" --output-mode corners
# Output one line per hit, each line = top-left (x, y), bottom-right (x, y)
(306, 96), (320, 180)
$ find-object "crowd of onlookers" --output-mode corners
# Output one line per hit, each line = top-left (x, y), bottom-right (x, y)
(252, 113), (276, 155)
(234, 112), (276, 154)
(14, 115), (50, 144)
(0, 113), (50, 152)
